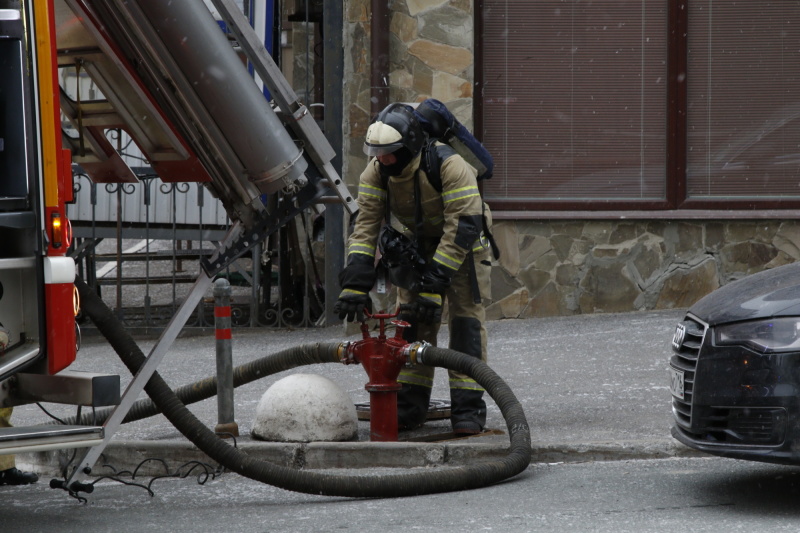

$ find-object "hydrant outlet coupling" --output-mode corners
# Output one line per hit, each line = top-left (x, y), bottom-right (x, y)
(403, 341), (429, 366)
(337, 342), (355, 365)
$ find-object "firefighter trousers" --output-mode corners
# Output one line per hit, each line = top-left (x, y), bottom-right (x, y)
(396, 252), (491, 430)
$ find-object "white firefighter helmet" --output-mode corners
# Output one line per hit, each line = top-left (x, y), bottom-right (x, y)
(363, 103), (425, 157)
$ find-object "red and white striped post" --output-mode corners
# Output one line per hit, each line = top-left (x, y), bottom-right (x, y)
(214, 278), (239, 437)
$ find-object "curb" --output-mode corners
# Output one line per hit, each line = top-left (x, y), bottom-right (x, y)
(18, 438), (705, 478)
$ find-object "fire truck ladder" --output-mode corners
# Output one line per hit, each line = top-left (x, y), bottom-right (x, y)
(2, 0), (355, 490)
(59, 0), (355, 491)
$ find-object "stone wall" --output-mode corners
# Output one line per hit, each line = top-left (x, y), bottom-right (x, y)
(343, 0), (475, 182)
(488, 219), (800, 319)
(339, 2), (800, 318)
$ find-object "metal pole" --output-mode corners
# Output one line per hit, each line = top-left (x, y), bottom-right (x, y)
(322, 0), (345, 325)
(214, 278), (239, 437)
(250, 242), (261, 327)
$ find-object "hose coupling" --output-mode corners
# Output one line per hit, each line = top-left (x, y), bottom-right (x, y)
(337, 342), (356, 365)
(402, 341), (429, 366)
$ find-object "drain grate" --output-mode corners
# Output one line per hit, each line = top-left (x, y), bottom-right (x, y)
(401, 428), (505, 442)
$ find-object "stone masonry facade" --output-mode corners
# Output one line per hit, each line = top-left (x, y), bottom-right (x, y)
(343, 0), (476, 177)
(338, 1), (800, 317)
(488, 219), (800, 319)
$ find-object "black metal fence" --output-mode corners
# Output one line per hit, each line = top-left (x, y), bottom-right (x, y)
(68, 167), (326, 335)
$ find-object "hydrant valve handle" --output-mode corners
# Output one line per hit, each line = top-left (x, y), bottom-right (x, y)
(363, 309), (399, 321)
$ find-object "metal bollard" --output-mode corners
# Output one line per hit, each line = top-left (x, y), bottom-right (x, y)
(214, 278), (239, 437)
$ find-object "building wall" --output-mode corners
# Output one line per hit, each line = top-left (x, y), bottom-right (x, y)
(340, 1), (800, 317)
(489, 219), (800, 319)
(343, 0), (475, 181)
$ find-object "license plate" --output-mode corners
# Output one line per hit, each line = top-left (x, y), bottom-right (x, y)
(669, 367), (684, 400)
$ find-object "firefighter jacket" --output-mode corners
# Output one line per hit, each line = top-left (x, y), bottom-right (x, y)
(347, 147), (492, 282)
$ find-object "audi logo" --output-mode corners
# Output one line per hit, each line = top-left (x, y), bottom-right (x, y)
(672, 323), (686, 350)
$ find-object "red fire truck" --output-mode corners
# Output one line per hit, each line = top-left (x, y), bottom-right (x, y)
(0, 3), (76, 381)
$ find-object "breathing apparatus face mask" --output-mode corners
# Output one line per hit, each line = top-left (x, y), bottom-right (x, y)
(378, 147), (415, 176)
(365, 103), (425, 176)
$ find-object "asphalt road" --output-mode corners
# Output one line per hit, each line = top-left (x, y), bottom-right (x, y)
(3, 457), (800, 532)
(5, 310), (800, 530)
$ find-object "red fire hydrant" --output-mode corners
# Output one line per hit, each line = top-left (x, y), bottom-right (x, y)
(342, 311), (412, 442)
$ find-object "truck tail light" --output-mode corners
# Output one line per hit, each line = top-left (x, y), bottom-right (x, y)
(51, 211), (63, 248)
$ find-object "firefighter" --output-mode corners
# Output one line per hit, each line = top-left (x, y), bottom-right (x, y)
(0, 407), (39, 485)
(335, 103), (493, 435)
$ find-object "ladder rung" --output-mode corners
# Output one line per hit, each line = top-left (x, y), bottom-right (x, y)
(94, 276), (198, 285)
(0, 425), (104, 454)
(93, 249), (217, 261)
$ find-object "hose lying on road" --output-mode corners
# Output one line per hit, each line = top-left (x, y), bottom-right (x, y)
(71, 277), (532, 498)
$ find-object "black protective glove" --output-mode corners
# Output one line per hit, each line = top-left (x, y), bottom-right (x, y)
(420, 262), (452, 295)
(334, 289), (372, 322)
(415, 291), (443, 323)
(338, 258), (377, 294)
(335, 255), (376, 322)
(413, 263), (453, 323)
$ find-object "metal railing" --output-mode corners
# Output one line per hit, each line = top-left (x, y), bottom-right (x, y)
(67, 166), (326, 334)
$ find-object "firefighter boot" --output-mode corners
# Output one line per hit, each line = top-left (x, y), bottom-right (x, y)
(450, 388), (487, 435)
(448, 316), (487, 434)
(0, 467), (38, 485)
(397, 383), (431, 431)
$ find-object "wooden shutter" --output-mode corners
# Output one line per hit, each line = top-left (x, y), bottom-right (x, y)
(480, 1), (668, 205)
(687, 1), (800, 199)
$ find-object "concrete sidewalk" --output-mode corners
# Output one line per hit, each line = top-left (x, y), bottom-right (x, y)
(14, 309), (703, 475)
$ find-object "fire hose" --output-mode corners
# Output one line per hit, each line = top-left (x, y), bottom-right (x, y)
(70, 277), (531, 497)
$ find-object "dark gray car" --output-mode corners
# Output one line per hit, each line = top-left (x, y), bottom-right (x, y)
(670, 261), (800, 464)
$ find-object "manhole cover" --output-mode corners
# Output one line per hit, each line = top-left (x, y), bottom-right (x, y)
(354, 399), (451, 421)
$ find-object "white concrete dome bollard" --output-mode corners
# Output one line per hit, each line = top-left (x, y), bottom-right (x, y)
(251, 373), (358, 442)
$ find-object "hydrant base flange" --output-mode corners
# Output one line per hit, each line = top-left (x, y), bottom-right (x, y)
(354, 399), (452, 421)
